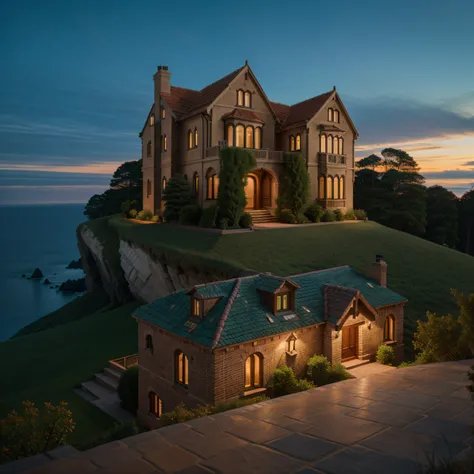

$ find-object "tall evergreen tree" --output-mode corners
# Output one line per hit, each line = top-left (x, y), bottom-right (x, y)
(278, 153), (310, 216)
(162, 174), (192, 222)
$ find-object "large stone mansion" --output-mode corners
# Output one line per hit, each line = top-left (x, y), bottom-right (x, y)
(139, 62), (358, 214)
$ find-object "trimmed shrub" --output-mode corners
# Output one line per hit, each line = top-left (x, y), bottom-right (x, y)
(327, 363), (350, 383)
(79, 421), (143, 450)
(306, 355), (331, 385)
(354, 209), (367, 220)
(117, 366), (138, 415)
(151, 215), (159, 223)
(398, 361), (415, 369)
(296, 213), (310, 224)
(121, 200), (138, 217)
(321, 210), (336, 222)
(344, 209), (357, 220)
(219, 218), (228, 230)
(179, 204), (201, 226)
(279, 209), (297, 224)
(376, 344), (396, 365)
(269, 366), (314, 397)
(334, 209), (344, 221)
(128, 209), (138, 219)
(213, 396), (268, 414)
(278, 153), (310, 215)
(137, 209), (153, 221)
(304, 203), (324, 223)
(160, 403), (213, 426)
(239, 212), (253, 228)
(199, 205), (218, 228)
(163, 174), (193, 222)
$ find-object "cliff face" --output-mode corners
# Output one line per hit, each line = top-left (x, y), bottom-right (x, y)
(78, 225), (232, 304)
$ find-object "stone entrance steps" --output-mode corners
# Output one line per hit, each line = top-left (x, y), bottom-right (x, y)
(342, 359), (372, 370)
(247, 209), (277, 224)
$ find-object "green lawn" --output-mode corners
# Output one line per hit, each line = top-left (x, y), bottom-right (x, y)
(108, 217), (474, 345)
(0, 300), (139, 447)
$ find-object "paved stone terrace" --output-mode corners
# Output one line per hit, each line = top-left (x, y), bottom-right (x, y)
(2, 360), (472, 474)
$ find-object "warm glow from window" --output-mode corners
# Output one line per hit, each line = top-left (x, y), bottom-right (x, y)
(188, 130), (193, 149)
(150, 115), (155, 126)
(162, 177), (166, 191)
(327, 177), (333, 199)
(246, 126), (254, 148)
(282, 293), (288, 309)
(176, 351), (189, 386)
(193, 298), (200, 316)
(255, 127), (261, 149)
(334, 110), (339, 122)
(328, 108), (333, 121)
(206, 170), (218, 200)
(340, 176), (344, 199)
(327, 135), (333, 153)
(163, 135), (167, 152)
(244, 353), (262, 389)
(227, 125), (234, 146)
(289, 135), (295, 151)
(339, 137), (344, 154)
(334, 176), (339, 199)
(334, 136), (339, 154)
(194, 128), (198, 147)
(237, 89), (244, 106)
(193, 173), (199, 194)
(288, 337), (296, 352)
(148, 392), (162, 417)
(384, 315), (395, 341)
(236, 125), (244, 147)
(161, 107), (166, 119)
(214, 176), (219, 198)
(295, 134), (301, 151)
(320, 135), (326, 153)
(276, 293), (289, 311)
(244, 91), (251, 107)
(319, 176), (325, 199)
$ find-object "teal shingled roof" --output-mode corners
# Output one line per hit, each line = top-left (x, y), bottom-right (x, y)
(133, 266), (407, 349)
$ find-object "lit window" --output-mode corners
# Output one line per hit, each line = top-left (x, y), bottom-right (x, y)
(163, 135), (167, 152)
(148, 392), (162, 417)
(244, 91), (251, 107)
(193, 172), (199, 195)
(334, 176), (339, 199)
(339, 176), (344, 199)
(188, 129), (193, 149)
(319, 176), (325, 199)
(334, 110), (339, 123)
(194, 128), (198, 147)
(384, 315), (395, 342)
(145, 334), (153, 353)
(327, 135), (333, 153)
(327, 176), (333, 199)
(276, 293), (289, 311)
(339, 137), (344, 154)
(150, 115), (155, 126)
(334, 136), (339, 154)
(244, 353), (263, 389)
(246, 126), (254, 148)
(206, 169), (218, 200)
(237, 89), (244, 106)
(328, 108), (334, 122)
(161, 107), (166, 119)
(295, 134), (301, 151)
(176, 351), (189, 386)
(162, 177), (167, 191)
(214, 175), (219, 199)
(320, 134), (326, 153)
(146, 141), (152, 157)
(227, 124), (234, 146)
(236, 125), (244, 147)
(193, 298), (201, 316)
(289, 135), (295, 151)
(255, 127), (262, 150)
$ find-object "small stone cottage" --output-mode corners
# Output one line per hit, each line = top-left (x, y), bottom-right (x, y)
(133, 256), (406, 428)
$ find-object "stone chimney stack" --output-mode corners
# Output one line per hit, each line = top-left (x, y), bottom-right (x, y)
(371, 254), (387, 287)
(154, 65), (171, 96)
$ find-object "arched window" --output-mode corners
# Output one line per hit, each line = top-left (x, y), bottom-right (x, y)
(188, 129), (194, 149)
(149, 115), (155, 126)
(161, 107), (166, 119)
(245, 126), (254, 148)
(333, 176), (340, 199)
(244, 91), (251, 108)
(235, 125), (244, 147)
(327, 176), (333, 199)
(163, 134), (167, 152)
(319, 176), (325, 199)
(334, 136), (339, 154)
(148, 391), (162, 417)
(145, 334), (153, 354)
(339, 175), (345, 199)
(146, 179), (152, 198)
(175, 350), (189, 386)
(320, 134), (326, 153)
(334, 110), (339, 123)
(384, 315), (395, 342)
(206, 168), (218, 200)
(162, 176), (167, 191)
(327, 135), (333, 153)
(255, 127), (262, 150)
(339, 137), (344, 154)
(194, 128), (198, 148)
(244, 353), (263, 389)
(193, 172), (199, 195)
(237, 89), (244, 106)
(147, 141), (152, 157)
(289, 135), (295, 151)
(227, 124), (234, 146)
(328, 108), (334, 122)
(295, 134), (301, 151)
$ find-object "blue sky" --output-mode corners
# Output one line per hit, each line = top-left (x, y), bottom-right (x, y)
(1, 0), (473, 204)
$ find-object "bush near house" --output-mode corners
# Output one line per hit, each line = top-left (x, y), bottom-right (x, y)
(199, 205), (218, 228)
(179, 204), (201, 226)
(163, 174), (193, 223)
(151, 215), (159, 223)
(121, 200), (139, 217)
(321, 210), (336, 222)
(354, 209), (367, 220)
(268, 366), (314, 397)
(129, 209), (138, 219)
(304, 203), (324, 223)
(278, 153), (310, 216)
(344, 209), (357, 220)
(137, 209), (153, 221)
(117, 366), (138, 415)
(334, 209), (345, 221)
(306, 355), (350, 385)
(376, 344), (396, 365)
(279, 209), (297, 224)
(239, 212), (253, 228)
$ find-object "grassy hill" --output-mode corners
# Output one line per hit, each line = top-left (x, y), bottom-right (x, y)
(109, 217), (474, 343)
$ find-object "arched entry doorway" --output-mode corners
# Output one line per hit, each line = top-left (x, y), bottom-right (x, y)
(244, 169), (277, 210)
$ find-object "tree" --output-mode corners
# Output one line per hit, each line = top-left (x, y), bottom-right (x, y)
(356, 154), (382, 170)
(425, 186), (459, 247)
(277, 153), (310, 216)
(217, 147), (256, 227)
(458, 188), (474, 256)
(452, 289), (474, 355)
(162, 174), (192, 222)
(84, 159), (142, 219)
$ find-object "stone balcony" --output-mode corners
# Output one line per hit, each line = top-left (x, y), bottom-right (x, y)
(205, 146), (300, 163)
(318, 152), (346, 167)
(317, 198), (346, 209)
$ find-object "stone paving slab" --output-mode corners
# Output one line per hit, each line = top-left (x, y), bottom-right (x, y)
(3, 359), (473, 474)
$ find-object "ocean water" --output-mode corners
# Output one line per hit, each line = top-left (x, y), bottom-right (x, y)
(0, 204), (87, 341)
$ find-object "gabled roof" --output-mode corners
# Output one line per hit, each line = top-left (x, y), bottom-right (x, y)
(324, 285), (358, 323)
(280, 91), (334, 129)
(133, 266), (407, 349)
(221, 108), (265, 124)
(257, 274), (299, 293)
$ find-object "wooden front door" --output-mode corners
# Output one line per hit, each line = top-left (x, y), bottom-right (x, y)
(341, 325), (358, 361)
(261, 174), (272, 208)
(245, 176), (256, 209)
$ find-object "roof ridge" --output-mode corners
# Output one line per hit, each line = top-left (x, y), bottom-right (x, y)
(211, 278), (241, 349)
(290, 265), (350, 278)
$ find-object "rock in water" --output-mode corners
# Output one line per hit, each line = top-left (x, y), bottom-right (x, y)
(44, 278), (51, 285)
(30, 268), (43, 279)
(21, 274), (26, 278)
(59, 278), (86, 292)
(66, 258), (83, 269)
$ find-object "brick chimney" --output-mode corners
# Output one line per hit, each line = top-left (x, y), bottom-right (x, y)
(370, 254), (387, 287)
(154, 65), (171, 96)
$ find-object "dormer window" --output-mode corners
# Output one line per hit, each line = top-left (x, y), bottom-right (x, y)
(192, 298), (201, 317)
(276, 293), (289, 312)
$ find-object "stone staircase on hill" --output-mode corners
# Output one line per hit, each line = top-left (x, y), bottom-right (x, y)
(247, 209), (277, 224)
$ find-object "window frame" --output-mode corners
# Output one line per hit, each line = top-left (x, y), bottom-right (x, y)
(146, 179), (152, 198)
(275, 292), (290, 312)
(245, 125), (254, 149)
(161, 106), (166, 119)
(148, 391), (162, 417)
(319, 175), (325, 199)
(149, 114), (155, 126)
(320, 134), (327, 153)
(227, 124), (234, 146)
(289, 135), (295, 151)
(188, 129), (194, 150)
(328, 108), (334, 122)
(206, 170), (218, 200)
(162, 176), (167, 191)
(244, 90), (251, 108)
(254, 127), (262, 150)
(295, 134), (301, 151)
(339, 137), (344, 154)
(237, 89), (244, 106)
(175, 350), (189, 387)
(244, 353), (263, 390)
(145, 334), (154, 354)
(163, 134), (167, 152)
(193, 172), (199, 195)
(327, 176), (334, 199)
(194, 127), (198, 148)
(339, 175), (345, 199)
(235, 124), (245, 147)
(146, 140), (152, 157)
(384, 315), (395, 342)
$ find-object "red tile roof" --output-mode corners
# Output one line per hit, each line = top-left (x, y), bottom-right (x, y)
(221, 108), (265, 123)
(270, 101), (291, 123)
(280, 91), (333, 129)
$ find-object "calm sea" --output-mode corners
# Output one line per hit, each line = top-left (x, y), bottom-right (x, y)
(0, 204), (87, 341)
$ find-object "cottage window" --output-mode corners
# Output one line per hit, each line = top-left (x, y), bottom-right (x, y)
(244, 91), (251, 107)
(146, 141), (152, 157)
(327, 135), (333, 154)
(149, 114), (155, 126)
(246, 126), (254, 148)
(334, 136), (339, 154)
(145, 334), (154, 354)
(193, 298), (201, 317)
(237, 89), (244, 106)
(163, 135), (167, 152)
(384, 315), (395, 342)
(339, 137), (344, 154)
(289, 135), (295, 151)
(334, 110), (340, 123)
(162, 176), (167, 191)
(206, 169), (218, 200)
(295, 134), (301, 151)
(194, 128), (198, 147)
(334, 176), (340, 199)
(327, 176), (334, 199)
(227, 124), (234, 146)
(193, 172), (199, 195)
(328, 108), (334, 122)
(161, 107), (166, 119)
(319, 175), (325, 199)
(148, 392), (162, 417)
(276, 293), (289, 312)
(255, 127), (262, 150)
(339, 175), (345, 199)
(176, 350), (189, 386)
(244, 353), (263, 389)
(320, 134), (326, 153)
(188, 129), (194, 149)
(236, 125), (244, 147)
